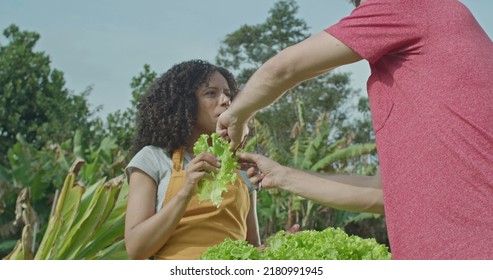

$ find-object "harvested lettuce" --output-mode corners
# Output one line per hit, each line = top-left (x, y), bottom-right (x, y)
(193, 133), (239, 207)
(200, 227), (391, 260)
(199, 239), (261, 260)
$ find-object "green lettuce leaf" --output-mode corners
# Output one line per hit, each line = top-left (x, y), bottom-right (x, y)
(193, 133), (238, 207)
(199, 239), (261, 260)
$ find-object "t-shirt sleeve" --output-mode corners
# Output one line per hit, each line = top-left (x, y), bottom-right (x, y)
(125, 146), (163, 185)
(238, 170), (256, 193)
(326, 0), (423, 64)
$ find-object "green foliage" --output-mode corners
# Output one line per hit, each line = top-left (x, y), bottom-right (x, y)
(0, 131), (126, 257)
(217, 0), (308, 80)
(0, 24), (100, 165)
(216, 1), (361, 152)
(215, 0), (382, 242)
(4, 160), (129, 260)
(199, 239), (261, 260)
(1, 0), (382, 259)
(0, 134), (70, 231)
(340, 96), (375, 145)
(247, 98), (379, 239)
(193, 133), (239, 206)
(201, 227), (391, 260)
(104, 64), (157, 151)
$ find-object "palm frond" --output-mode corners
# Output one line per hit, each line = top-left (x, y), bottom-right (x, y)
(311, 143), (376, 172)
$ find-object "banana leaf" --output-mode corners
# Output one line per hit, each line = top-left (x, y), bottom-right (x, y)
(6, 159), (129, 260)
(4, 224), (33, 260)
(55, 176), (122, 259)
(35, 159), (84, 259)
(74, 178), (128, 259)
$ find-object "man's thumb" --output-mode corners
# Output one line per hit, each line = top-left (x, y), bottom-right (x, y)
(237, 152), (257, 162)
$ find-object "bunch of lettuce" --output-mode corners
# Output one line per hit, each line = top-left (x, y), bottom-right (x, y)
(200, 227), (391, 260)
(193, 133), (239, 207)
(199, 239), (262, 260)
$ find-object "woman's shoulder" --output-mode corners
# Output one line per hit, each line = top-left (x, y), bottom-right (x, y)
(134, 145), (171, 161)
(126, 145), (173, 184)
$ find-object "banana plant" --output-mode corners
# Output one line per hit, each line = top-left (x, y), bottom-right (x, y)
(2, 187), (36, 260)
(0, 130), (127, 257)
(3, 159), (128, 260)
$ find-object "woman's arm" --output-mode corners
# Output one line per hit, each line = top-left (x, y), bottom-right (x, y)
(124, 152), (221, 259)
(124, 169), (192, 259)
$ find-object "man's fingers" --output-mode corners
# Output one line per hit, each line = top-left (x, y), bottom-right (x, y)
(229, 138), (241, 151)
(245, 166), (257, 177)
(237, 152), (260, 163)
(239, 161), (256, 171)
(249, 174), (263, 185)
(216, 128), (230, 142)
(286, 224), (300, 235)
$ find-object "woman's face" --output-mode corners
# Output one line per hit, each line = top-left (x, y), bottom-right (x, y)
(194, 71), (232, 135)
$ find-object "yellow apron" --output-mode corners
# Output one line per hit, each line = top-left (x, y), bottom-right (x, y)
(154, 148), (250, 260)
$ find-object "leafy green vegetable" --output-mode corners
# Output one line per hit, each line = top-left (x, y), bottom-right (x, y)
(193, 133), (239, 207)
(201, 227), (391, 260)
(199, 239), (261, 260)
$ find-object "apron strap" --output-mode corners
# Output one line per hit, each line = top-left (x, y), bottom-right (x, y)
(171, 147), (185, 171)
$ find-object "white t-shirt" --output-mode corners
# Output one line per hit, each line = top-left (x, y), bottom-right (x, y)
(126, 146), (254, 212)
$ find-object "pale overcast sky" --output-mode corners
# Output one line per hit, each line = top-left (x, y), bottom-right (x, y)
(1, 0), (492, 118)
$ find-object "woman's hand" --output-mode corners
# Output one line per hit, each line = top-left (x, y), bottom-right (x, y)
(181, 152), (221, 197)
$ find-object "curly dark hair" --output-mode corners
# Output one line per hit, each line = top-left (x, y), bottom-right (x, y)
(129, 59), (239, 158)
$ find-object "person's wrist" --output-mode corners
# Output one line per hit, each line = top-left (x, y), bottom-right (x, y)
(228, 111), (248, 130)
(273, 165), (291, 190)
(229, 100), (255, 126)
(176, 187), (193, 202)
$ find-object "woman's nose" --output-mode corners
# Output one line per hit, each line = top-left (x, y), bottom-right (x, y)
(220, 92), (231, 106)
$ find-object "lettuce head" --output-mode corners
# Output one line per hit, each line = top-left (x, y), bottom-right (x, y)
(193, 133), (238, 207)
(201, 227), (392, 260)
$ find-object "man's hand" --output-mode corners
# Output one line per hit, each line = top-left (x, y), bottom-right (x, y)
(257, 224), (300, 252)
(237, 152), (286, 189)
(216, 109), (249, 150)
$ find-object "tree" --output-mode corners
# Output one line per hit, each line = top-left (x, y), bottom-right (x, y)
(0, 24), (100, 165)
(216, 0), (364, 151)
(104, 64), (157, 152)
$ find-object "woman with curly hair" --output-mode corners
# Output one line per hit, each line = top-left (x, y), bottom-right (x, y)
(124, 59), (260, 260)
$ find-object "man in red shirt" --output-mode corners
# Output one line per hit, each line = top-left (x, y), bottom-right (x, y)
(217, 0), (493, 259)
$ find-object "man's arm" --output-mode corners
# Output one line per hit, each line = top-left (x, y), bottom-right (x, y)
(231, 32), (362, 117)
(312, 169), (382, 190)
(239, 152), (384, 214)
(218, 31), (363, 148)
(279, 168), (384, 214)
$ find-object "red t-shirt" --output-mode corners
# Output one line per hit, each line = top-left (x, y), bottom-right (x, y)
(327, 0), (493, 259)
